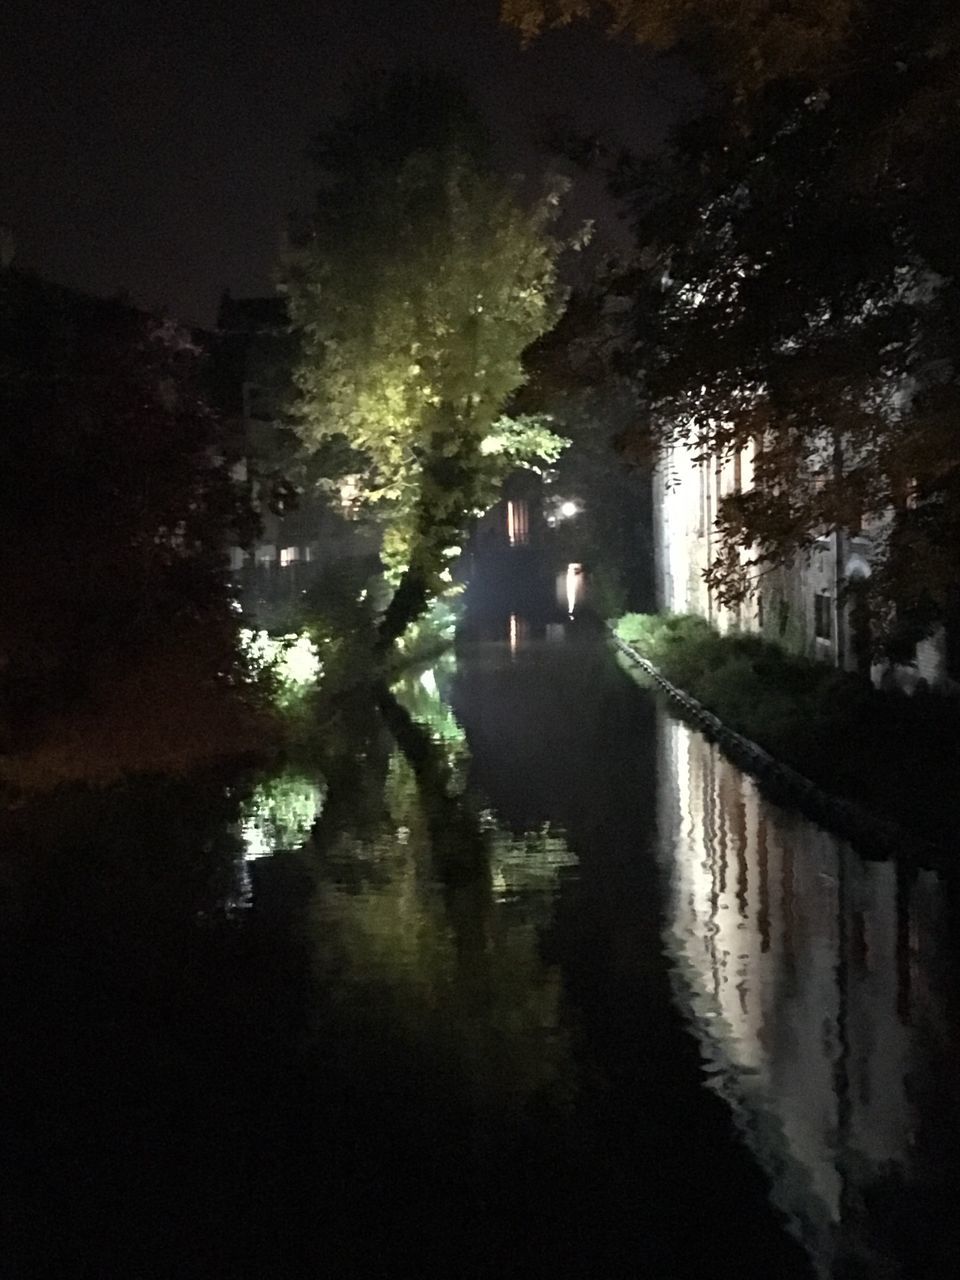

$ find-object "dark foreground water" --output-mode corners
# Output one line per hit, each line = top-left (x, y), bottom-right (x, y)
(2, 629), (959, 1279)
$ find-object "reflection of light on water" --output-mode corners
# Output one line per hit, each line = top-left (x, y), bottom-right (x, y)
(566, 562), (582, 617)
(393, 657), (470, 792)
(655, 712), (939, 1276)
(508, 614), (530, 653)
(309, 757), (578, 1110)
(484, 815), (578, 904)
(241, 772), (325, 860)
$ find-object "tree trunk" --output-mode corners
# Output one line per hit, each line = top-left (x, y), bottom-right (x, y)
(377, 563), (432, 649)
(376, 403), (480, 650)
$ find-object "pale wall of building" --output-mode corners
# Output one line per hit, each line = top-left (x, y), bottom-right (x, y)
(653, 441), (950, 685)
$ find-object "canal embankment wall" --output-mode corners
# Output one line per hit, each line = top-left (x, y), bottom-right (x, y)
(611, 630), (947, 866)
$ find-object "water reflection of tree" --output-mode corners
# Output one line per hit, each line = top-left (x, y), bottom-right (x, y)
(305, 675), (576, 1116)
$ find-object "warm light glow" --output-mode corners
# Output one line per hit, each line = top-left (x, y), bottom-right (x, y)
(566, 562), (582, 616)
(506, 498), (529, 546)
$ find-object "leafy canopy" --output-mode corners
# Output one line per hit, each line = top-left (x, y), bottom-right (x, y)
(509, 0), (960, 648)
(284, 73), (570, 636)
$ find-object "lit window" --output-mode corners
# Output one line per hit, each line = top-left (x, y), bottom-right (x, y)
(280, 546), (299, 567)
(506, 499), (529, 546)
(697, 462), (708, 537)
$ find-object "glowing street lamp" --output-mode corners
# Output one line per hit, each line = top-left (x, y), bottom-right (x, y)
(546, 497), (582, 525)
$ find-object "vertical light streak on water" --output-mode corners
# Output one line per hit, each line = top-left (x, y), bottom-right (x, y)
(566, 563), (581, 617)
(655, 709), (943, 1277)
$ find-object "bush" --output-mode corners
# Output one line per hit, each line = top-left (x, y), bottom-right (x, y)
(613, 611), (960, 846)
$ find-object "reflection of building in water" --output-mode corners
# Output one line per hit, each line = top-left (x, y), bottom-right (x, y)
(657, 714), (944, 1276)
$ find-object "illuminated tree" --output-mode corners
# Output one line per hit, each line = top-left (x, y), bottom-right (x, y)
(631, 2), (960, 645)
(283, 74), (569, 647)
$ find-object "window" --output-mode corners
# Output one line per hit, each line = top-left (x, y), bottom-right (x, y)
(697, 462), (707, 537)
(506, 499), (529, 546)
(740, 439), (756, 493)
(814, 593), (833, 641)
(280, 546), (299, 567)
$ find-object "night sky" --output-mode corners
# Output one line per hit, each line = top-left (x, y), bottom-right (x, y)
(1, 0), (694, 325)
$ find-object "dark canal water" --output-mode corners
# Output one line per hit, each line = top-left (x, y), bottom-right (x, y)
(2, 627), (959, 1278)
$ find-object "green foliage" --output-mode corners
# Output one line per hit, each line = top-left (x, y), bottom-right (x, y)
(583, 563), (628, 619)
(617, 610), (858, 752)
(393, 596), (464, 670)
(615, 612), (960, 843)
(240, 768), (326, 858)
(296, 557), (385, 693)
(284, 73), (570, 645)
(577, 0), (960, 648)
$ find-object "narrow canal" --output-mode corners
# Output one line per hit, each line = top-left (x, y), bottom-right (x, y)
(2, 626), (958, 1278)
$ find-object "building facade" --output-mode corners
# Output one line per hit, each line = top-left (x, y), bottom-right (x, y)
(653, 441), (951, 689)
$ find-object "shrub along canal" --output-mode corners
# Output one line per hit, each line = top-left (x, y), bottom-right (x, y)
(2, 623), (958, 1278)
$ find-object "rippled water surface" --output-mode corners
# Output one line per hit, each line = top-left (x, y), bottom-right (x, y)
(2, 629), (958, 1278)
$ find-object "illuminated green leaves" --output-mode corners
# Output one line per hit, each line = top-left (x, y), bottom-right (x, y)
(285, 77), (570, 638)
